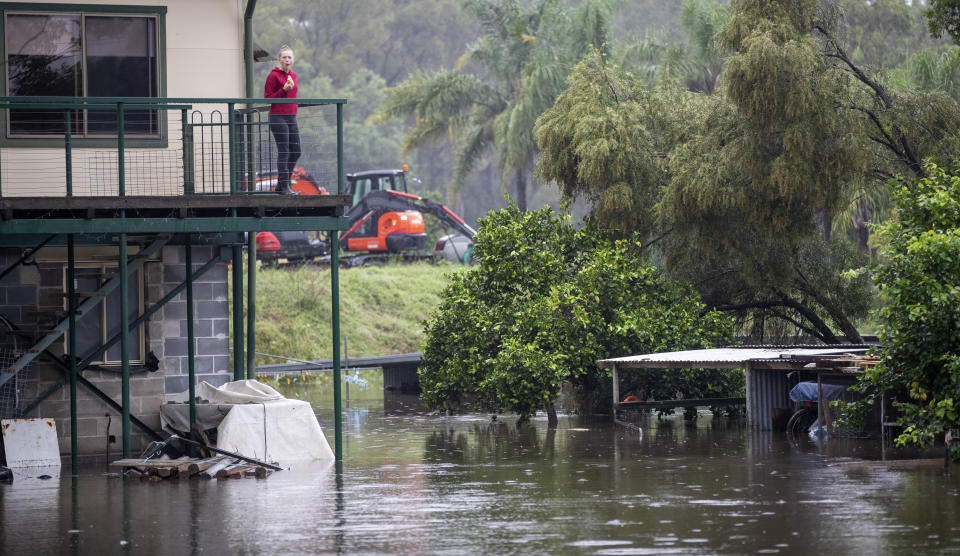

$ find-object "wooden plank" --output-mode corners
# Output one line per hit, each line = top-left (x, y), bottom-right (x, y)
(111, 458), (186, 468)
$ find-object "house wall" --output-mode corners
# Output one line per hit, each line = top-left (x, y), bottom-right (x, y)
(0, 0), (247, 197)
(7, 0), (245, 96)
(0, 244), (233, 456)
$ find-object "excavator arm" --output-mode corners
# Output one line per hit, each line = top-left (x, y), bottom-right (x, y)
(341, 190), (477, 242)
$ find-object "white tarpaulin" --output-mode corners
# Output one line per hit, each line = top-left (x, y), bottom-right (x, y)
(166, 380), (333, 465)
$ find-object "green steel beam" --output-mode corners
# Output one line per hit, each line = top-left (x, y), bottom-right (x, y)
(17, 370), (165, 444)
(120, 233), (131, 458)
(0, 234), (56, 281)
(15, 251), (223, 418)
(186, 234), (197, 454)
(232, 245), (244, 381)
(78, 252), (223, 368)
(247, 233), (257, 379)
(0, 103), (192, 111)
(331, 232), (343, 462)
(0, 236), (170, 386)
(67, 235), (78, 476)
(0, 217), (349, 235)
(0, 96), (345, 106)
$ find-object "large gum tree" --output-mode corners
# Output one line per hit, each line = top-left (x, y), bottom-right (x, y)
(536, 0), (960, 343)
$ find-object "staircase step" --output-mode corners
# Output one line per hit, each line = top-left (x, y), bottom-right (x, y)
(8, 329), (61, 336)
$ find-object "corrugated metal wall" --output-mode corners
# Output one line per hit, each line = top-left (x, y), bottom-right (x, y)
(382, 364), (420, 392)
(746, 364), (792, 430)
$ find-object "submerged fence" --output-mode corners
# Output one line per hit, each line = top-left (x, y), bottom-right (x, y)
(0, 96), (346, 197)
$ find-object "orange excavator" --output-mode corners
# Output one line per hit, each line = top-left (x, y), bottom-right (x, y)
(254, 166), (476, 266)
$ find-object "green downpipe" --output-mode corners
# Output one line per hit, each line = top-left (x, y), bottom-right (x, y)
(187, 234), (196, 455)
(65, 111), (73, 196)
(337, 104), (344, 195)
(228, 104), (237, 194)
(331, 232), (342, 461)
(243, 0), (258, 379)
(118, 103), (125, 196)
(120, 234), (130, 458)
(247, 234), (256, 379)
(244, 1), (258, 100)
(67, 235), (78, 476)
(233, 245), (244, 381)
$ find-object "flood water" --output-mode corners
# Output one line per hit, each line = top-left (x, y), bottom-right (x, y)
(2, 372), (960, 555)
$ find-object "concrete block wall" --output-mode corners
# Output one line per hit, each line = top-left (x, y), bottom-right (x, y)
(0, 244), (234, 458)
(154, 245), (232, 401)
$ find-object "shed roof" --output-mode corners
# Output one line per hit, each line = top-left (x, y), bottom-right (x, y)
(597, 345), (872, 370)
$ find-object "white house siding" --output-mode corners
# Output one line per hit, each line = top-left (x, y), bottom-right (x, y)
(1, 0), (245, 197)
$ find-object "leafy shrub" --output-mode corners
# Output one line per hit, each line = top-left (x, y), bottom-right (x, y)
(850, 163), (960, 459)
(419, 203), (738, 421)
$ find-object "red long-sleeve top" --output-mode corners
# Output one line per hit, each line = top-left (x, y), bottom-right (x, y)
(264, 67), (298, 115)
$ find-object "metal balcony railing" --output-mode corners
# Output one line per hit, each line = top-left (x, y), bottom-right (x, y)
(0, 96), (347, 198)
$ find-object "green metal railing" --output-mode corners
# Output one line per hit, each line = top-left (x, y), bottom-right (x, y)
(0, 96), (347, 197)
(0, 95), (349, 464)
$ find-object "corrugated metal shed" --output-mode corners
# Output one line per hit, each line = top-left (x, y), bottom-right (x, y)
(598, 345), (871, 370)
(601, 345), (875, 431)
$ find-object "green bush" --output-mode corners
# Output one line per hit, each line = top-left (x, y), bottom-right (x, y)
(851, 163), (960, 459)
(419, 203), (738, 421)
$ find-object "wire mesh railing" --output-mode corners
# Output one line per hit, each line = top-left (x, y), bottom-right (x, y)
(0, 315), (37, 419)
(0, 96), (346, 198)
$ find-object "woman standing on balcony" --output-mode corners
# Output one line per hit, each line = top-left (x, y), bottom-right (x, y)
(264, 45), (301, 195)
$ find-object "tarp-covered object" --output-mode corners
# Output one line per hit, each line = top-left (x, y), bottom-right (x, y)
(789, 381), (848, 403)
(163, 380), (333, 464)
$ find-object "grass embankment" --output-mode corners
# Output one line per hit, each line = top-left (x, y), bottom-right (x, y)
(252, 262), (458, 365)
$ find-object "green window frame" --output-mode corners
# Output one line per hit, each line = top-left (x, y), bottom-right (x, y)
(0, 3), (167, 148)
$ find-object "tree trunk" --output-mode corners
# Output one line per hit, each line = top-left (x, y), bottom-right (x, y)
(546, 402), (558, 428)
(515, 168), (527, 211)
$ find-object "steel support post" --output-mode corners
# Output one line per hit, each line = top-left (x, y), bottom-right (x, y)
(186, 234), (197, 453)
(67, 235), (78, 476)
(333, 102), (345, 461)
(331, 231), (343, 461)
(611, 364), (619, 421)
(120, 234), (131, 458)
(232, 245), (244, 381)
(247, 233), (256, 379)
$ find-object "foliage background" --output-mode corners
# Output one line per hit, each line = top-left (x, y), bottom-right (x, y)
(419, 205), (737, 419)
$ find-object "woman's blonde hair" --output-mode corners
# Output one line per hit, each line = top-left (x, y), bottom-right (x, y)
(278, 44), (293, 59)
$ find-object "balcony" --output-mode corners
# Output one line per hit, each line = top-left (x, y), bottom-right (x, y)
(0, 96), (352, 235)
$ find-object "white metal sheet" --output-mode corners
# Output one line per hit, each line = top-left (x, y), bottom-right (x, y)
(1, 418), (62, 469)
(598, 347), (869, 368)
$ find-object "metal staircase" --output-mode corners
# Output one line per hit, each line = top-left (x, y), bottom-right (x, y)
(0, 234), (171, 390)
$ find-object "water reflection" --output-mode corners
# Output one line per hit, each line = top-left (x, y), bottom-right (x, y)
(1, 382), (959, 555)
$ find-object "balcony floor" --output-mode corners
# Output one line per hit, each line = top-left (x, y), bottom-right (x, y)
(0, 194), (352, 238)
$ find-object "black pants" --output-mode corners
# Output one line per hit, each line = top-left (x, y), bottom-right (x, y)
(269, 114), (301, 191)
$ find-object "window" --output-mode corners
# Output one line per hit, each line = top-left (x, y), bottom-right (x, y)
(2, 4), (165, 139)
(63, 264), (145, 366)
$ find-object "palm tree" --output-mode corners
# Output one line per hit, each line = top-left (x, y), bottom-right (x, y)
(375, 0), (611, 210)
(614, 0), (727, 93)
